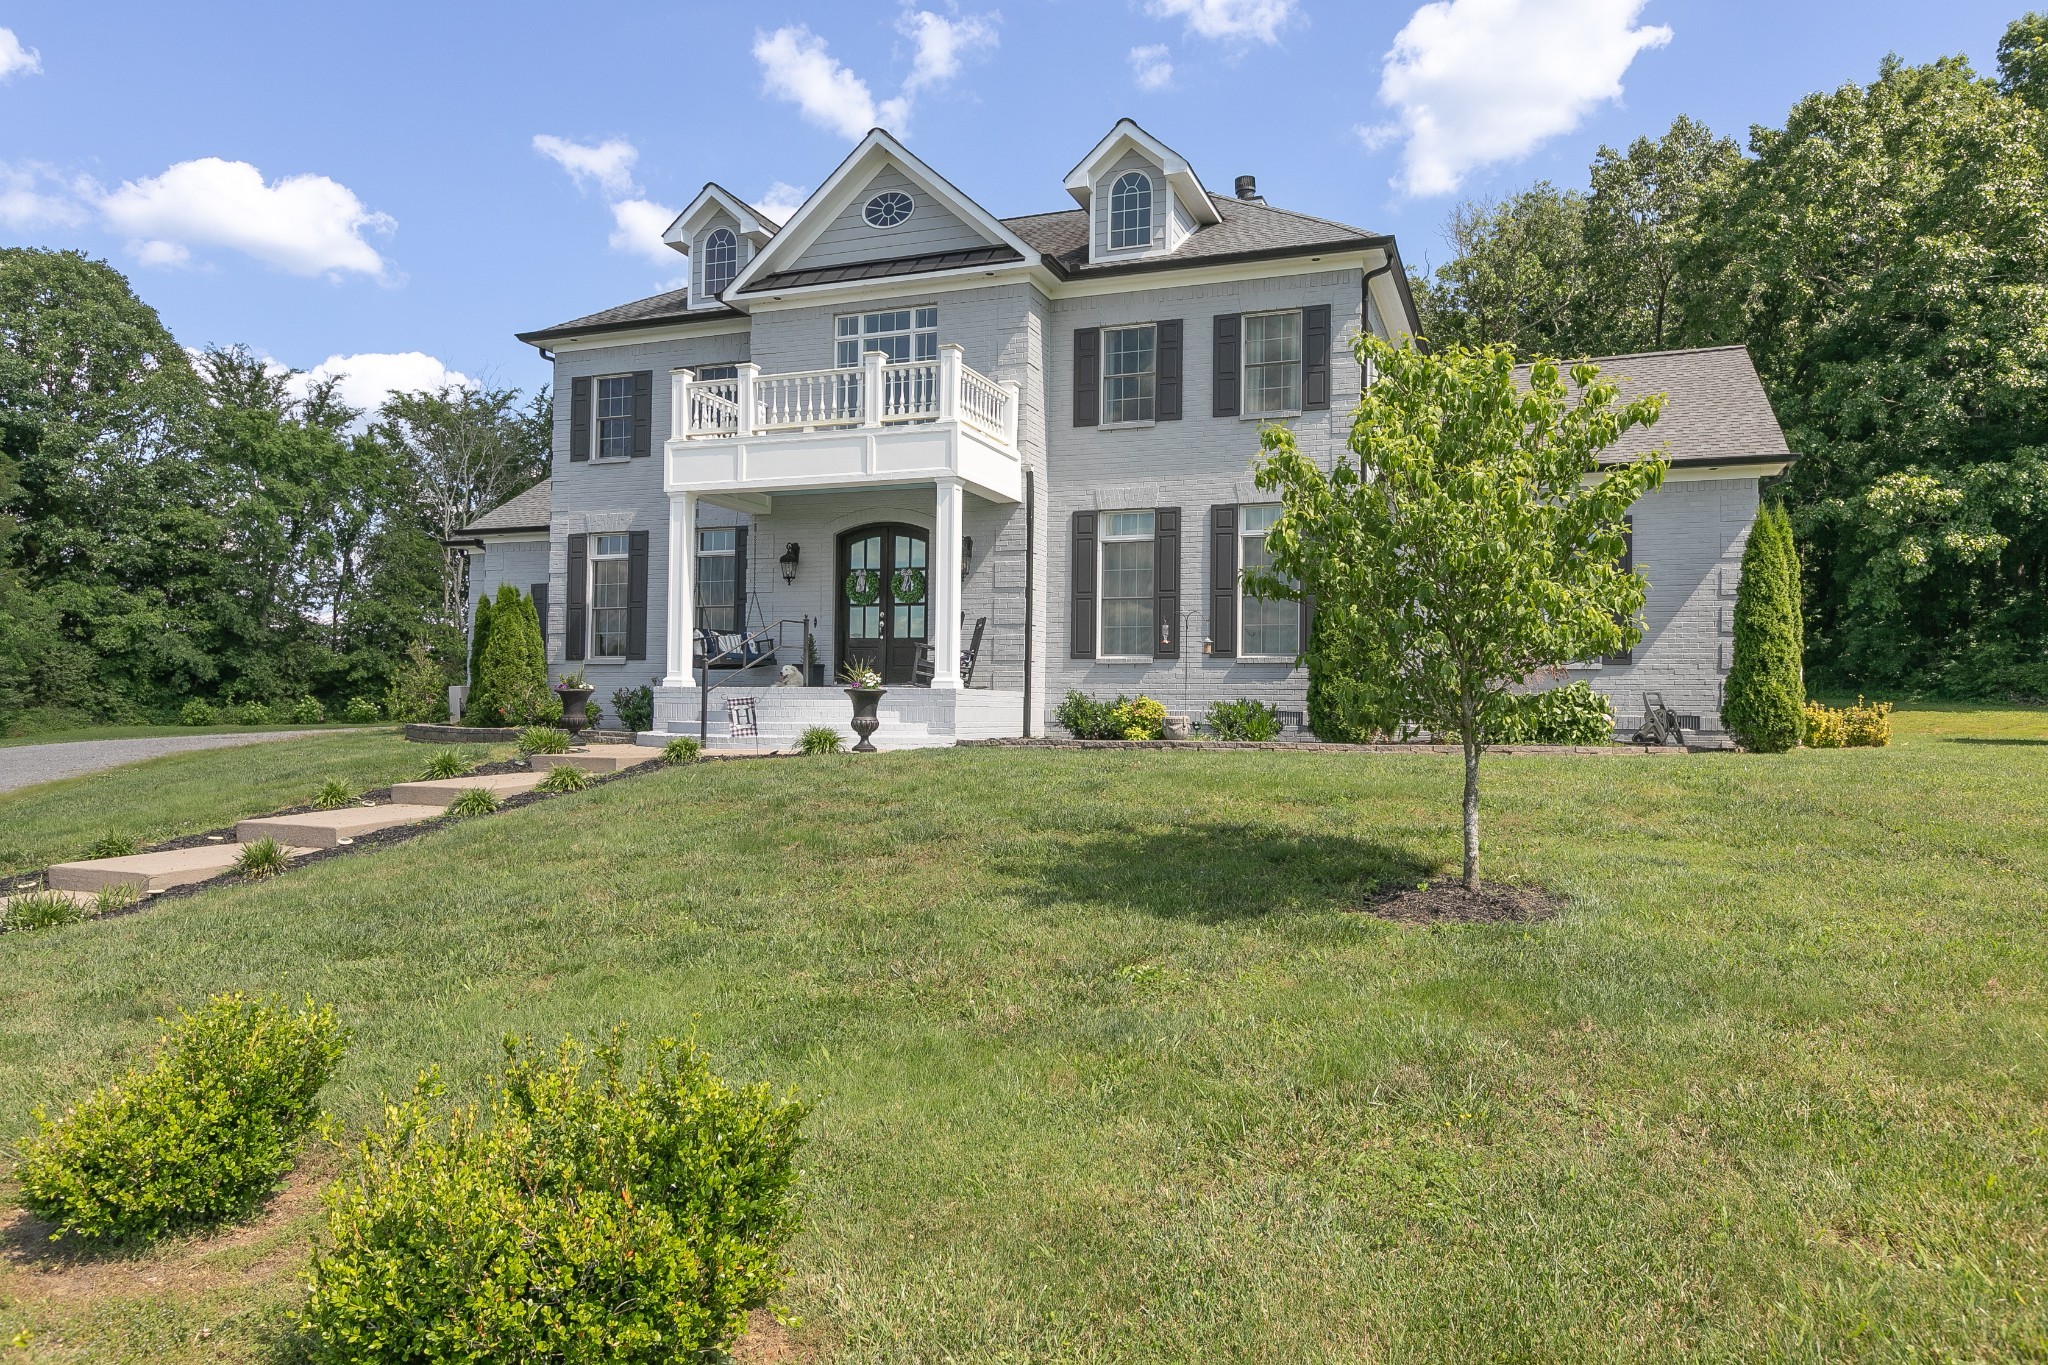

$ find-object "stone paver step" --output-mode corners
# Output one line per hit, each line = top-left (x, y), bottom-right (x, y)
(531, 746), (664, 775)
(49, 841), (313, 893)
(389, 771), (545, 805)
(235, 803), (446, 850)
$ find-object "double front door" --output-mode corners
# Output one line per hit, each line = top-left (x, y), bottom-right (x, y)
(838, 524), (928, 685)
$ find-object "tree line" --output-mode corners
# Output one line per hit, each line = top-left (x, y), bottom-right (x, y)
(0, 248), (549, 731)
(1416, 13), (2048, 699)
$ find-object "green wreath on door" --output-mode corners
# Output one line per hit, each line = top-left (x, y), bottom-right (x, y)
(844, 569), (882, 606)
(892, 568), (927, 605)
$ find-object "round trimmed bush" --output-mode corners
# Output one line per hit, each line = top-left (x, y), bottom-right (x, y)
(289, 696), (327, 725)
(179, 699), (218, 726)
(342, 696), (382, 725)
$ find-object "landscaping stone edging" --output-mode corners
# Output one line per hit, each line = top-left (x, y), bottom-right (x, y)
(402, 724), (643, 744)
(961, 737), (1702, 756)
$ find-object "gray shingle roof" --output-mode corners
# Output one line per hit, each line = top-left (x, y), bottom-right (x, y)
(1514, 345), (1793, 467)
(1003, 194), (1384, 276)
(743, 244), (1023, 293)
(516, 290), (741, 346)
(460, 478), (551, 536)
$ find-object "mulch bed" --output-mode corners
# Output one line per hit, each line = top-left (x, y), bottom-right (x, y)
(1361, 880), (1565, 925)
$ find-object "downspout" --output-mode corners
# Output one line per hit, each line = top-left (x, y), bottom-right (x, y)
(1022, 466), (1036, 737)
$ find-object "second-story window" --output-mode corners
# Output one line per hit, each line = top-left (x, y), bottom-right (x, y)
(1243, 310), (1303, 416)
(835, 307), (938, 366)
(589, 533), (631, 659)
(594, 375), (633, 460)
(1099, 510), (1156, 658)
(702, 228), (738, 297)
(1102, 324), (1156, 424)
(1109, 172), (1153, 250)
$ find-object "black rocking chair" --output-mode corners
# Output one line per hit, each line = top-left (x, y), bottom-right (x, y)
(912, 616), (987, 688)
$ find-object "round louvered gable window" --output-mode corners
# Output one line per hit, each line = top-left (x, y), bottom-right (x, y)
(863, 190), (914, 228)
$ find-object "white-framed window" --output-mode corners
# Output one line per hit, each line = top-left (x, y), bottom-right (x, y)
(701, 228), (738, 297)
(1243, 310), (1303, 416)
(1099, 509), (1156, 659)
(697, 528), (737, 633)
(1108, 171), (1153, 250)
(1101, 324), (1156, 425)
(593, 375), (633, 460)
(835, 307), (938, 367)
(589, 533), (631, 659)
(1239, 505), (1301, 658)
(863, 190), (915, 228)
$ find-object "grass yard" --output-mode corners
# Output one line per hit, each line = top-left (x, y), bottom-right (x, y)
(1, 707), (2045, 1361)
(0, 732), (496, 875)
(0, 723), (383, 749)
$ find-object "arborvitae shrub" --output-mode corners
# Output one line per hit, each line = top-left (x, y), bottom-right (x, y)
(302, 1033), (808, 1363)
(465, 591), (497, 712)
(16, 995), (347, 1243)
(1722, 504), (1806, 752)
(474, 586), (551, 726)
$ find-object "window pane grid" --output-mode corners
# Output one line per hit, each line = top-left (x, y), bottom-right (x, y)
(1102, 325), (1156, 424)
(697, 529), (736, 633)
(836, 309), (938, 369)
(702, 228), (738, 297)
(596, 376), (632, 459)
(1099, 510), (1155, 657)
(590, 541), (629, 658)
(1243, 311), (1303, 415)
(1109, 172), (1153, 250)
(1238, 506), (1300, 657)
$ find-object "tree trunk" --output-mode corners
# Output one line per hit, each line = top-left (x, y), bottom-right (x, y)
(1461, 691), (1481, 889)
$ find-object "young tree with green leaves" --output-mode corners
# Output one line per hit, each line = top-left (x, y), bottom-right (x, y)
(1722, 504), (1807, 752)
(1252, 336), (1666, 888)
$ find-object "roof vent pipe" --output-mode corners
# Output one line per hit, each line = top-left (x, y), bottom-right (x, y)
(1234, 175), (1262, 202)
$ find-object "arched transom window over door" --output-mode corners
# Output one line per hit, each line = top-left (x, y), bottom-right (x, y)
(1109, 172), (1153, 250)
(702, 228), (738, 297)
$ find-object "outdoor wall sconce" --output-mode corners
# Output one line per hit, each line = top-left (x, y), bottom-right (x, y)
(779, 542), (800, 585)
(961, 536), (974, 578)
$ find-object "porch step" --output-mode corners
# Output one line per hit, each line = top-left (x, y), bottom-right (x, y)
(531, 746), (664, 775)
(48, 842), (314, 893)
(390, 772), (546, 805)
(235, 803), (447, 850)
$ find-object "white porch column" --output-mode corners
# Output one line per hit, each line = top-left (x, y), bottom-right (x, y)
(861, 350), (886, 427)
(929, 476), (964, 690)
(670, 368), (692, 440)
(734, 363), (759, 437)
(937, 341), (964, 421)
(662, 491), (697, 688)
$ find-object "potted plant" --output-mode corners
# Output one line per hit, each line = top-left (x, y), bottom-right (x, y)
(552, 670), (597, 736)
(839, 658), (885, 752)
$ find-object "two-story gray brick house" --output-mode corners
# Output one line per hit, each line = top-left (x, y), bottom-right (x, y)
(464, 120), (1792, 745)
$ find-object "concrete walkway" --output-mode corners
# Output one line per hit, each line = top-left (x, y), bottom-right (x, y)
(0, 730), (340, 795)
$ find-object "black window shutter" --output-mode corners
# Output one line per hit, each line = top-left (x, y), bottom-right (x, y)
(630, 371), (654, 457)
(1212, 314), (1241, 418)
(529, 582), (549, 653)
(1302, 304), (1332, 411)
(1153, 507), (1180, 658)
(1155, 320), (1182, 421)
(1606, 515), (1636, 665)
(1209, 505), (1238, 657)
(565, 533), (588, 660)
(732, 525), (749, 634)
(1071, 510), (1097, 659)
(569, 378), (591, 462)
(1073, 328), (1100, 427)
(626, 529), (649, 659)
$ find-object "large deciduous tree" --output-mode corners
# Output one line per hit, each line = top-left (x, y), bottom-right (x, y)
(1251, 337), (1666, 888)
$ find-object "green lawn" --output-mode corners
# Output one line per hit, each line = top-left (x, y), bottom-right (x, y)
(0, 722), (383, 749)
(0, 733), (495, 875)
(2, 708), (2046, 1361)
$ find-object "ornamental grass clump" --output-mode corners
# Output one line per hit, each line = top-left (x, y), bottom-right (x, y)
(446, 787), (501, 818)
(234, 836), (291, 880)
(3, 890), (87, 933)
(16, 994), (348, 1244)
(662, 736), (702, 764)
(313, 778), (355, 810)
(536, 763), (589, 793)
(301, 1031), (808, 1364)
(798, 725), (845, 755)
(422, 748), (468, 780)
(517, 725), (570, 755)
(84, 831), (139, 859)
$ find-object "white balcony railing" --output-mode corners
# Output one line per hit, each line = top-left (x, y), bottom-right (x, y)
(671, 344), (1017, 449)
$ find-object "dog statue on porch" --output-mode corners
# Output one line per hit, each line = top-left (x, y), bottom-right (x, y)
(775, 663), (805, 687)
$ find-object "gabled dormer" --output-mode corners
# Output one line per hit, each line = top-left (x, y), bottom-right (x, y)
(660, 185), (780, 310)
(1062, 119), (1223, 267)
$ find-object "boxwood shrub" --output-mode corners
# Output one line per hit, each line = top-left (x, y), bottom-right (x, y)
(302, 1032), (808, 1363)
(16, 994), (348, 1244)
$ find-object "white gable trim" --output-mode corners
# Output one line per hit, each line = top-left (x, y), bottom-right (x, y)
(1063, 119), (1221, 226)
(661, 183), (780, 253)
(727, 129), (1039, 296)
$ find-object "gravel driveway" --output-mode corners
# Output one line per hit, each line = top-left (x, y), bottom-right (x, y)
(0, 730), (343, 795)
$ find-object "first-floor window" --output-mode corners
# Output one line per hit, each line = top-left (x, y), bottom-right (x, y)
(697, 528), (737, 632)
(1100, 510), (1156, 657)
(1239, 505), (1300, 657)
(1242, 310), (1302, 416)
(1102, 324), (1156, 424)
(594, 375), (633, 459)
(590, 533), (630, 658)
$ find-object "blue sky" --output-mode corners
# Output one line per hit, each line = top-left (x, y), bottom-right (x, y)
(0, 1), (2025, 411)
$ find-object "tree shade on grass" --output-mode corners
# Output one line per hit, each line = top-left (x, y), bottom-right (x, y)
(1723, 504), (1806, 751)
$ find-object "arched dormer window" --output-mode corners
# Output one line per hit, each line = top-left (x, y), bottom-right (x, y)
(1109, 172), (1153, 250)
(701, 228), (738, 297)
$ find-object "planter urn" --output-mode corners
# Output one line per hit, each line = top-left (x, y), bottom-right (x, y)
(553, 684), (596, 736)
(1163, 714), (1192, 741)
(845, 687), (886, 752)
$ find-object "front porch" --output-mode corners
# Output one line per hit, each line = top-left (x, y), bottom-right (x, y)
(651, 683), (1028, 750)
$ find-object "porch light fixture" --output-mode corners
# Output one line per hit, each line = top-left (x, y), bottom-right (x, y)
(961, 536), (973, 578)
(779, 542), (801, 585)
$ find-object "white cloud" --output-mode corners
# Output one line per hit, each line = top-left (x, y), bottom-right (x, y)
(0, 162), (86, 229)
(1366, 0), (1673, 197)
(1145, 0), (1296, 45)
(752, 11), (997, 139)
(531, 134), (640, 197)
(0, 28), (41, 80)
(752, 181), (809, 224)
(286, 351), (472, 417)
(133, 239), (192, 269)
(608, 197), (680, 266)
(1129, 44), (1175, 91)
(94, 157), (394, 278)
